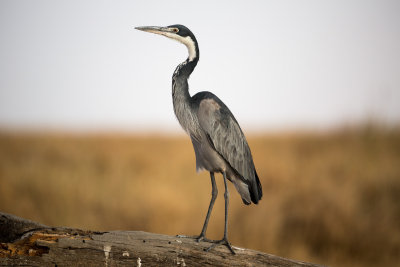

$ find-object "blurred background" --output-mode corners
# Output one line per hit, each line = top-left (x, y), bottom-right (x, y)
(1, 1), (399, 266)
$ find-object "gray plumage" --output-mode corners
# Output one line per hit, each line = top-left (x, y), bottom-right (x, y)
(179, 90), (262, 205)
(136, 24), (262, 254)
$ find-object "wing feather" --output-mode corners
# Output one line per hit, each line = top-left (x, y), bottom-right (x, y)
(193, 92), (262, 203)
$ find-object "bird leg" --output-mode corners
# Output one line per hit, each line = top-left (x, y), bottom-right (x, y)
(177, 172), (217, 242)
(204, 171), (236, 254)
(196, 172), (218, 242)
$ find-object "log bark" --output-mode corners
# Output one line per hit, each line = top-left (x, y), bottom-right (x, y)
(0, 212), (324, 266)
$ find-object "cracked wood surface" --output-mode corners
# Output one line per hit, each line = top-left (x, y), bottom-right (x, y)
(0, 212), (324, 266)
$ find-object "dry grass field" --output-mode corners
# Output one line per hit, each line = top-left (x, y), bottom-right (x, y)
(1, 125), (399, 266)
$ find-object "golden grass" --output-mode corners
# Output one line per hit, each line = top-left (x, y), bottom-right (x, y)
(1, 125), (399, 266)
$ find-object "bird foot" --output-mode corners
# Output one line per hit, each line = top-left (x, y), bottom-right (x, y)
(204, 237), (236, 254)
(177, 234), (235, 254)
(176, 234), (212, 243)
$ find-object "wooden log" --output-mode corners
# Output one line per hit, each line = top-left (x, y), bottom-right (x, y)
(0, 212), (324, 266)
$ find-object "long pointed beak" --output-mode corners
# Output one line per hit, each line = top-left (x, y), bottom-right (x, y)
(135, 26), (172, 36)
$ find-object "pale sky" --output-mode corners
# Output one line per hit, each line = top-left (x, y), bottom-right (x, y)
(1, 0), (399, 132)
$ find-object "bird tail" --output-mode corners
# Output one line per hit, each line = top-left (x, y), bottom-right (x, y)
(230, 169), (263, 205)
(249, 170), (263, 204)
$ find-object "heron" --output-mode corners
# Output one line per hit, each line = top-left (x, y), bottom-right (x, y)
(135, 24), (262, 254)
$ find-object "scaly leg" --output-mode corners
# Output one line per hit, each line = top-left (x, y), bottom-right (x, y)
(177, 172), (217, 242)
(196, 172), (218, 241)
(205, 171), (236, 254)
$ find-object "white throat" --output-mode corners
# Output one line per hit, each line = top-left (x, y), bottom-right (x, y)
(164, 33), (197, 62)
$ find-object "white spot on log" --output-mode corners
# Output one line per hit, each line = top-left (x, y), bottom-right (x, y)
(176, 257), (186, 266)
(122, 251), (129, 257)
(104, 245), (112, 266)
(28, 248), (35, 256)
(137, 257), (142, 267)
(175, 239), (182, 243)
(232, 245), (245, 251)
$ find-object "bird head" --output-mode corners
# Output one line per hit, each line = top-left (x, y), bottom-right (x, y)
(135, 24), (198, 62)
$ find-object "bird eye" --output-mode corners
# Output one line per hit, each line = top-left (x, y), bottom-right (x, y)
(172, 28), (179, 33)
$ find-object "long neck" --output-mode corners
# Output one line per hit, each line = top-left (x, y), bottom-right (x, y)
(172, 56), (199, 135)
